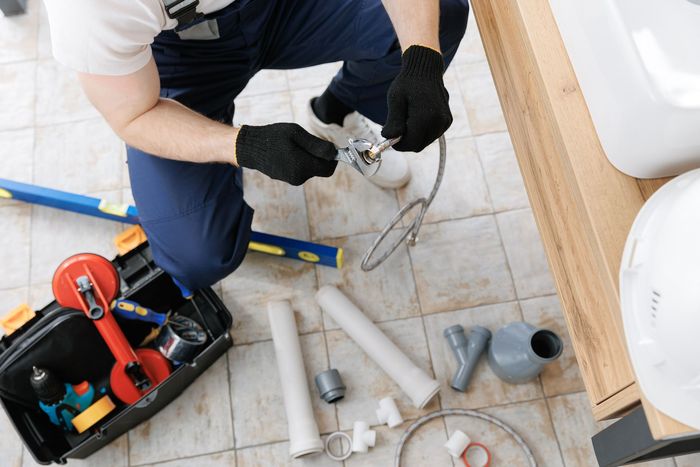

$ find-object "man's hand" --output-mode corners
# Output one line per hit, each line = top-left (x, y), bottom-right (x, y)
(235, 123), (338, 186)
(381, 45), (453, 152)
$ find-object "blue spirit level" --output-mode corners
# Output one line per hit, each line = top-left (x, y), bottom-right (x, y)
(0, 178), (343, 268)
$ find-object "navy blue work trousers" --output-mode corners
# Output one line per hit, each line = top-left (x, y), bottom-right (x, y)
(127, 0), (469, 290)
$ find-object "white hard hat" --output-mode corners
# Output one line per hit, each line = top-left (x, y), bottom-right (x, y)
(621, 168), (700, 429)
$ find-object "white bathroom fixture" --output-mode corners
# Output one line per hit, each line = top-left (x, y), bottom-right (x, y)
(620, 168), (700, 429)
(352, 421), (377, 453)
(549, 0), (700, 178)
(267, 301), (324, 458)
(376, 397), (403, 428)
(315, 286), (440, 408)
(444, 430), (471, 459)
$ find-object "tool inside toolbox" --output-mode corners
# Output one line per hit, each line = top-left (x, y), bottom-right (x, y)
(0, 243), (233, 464)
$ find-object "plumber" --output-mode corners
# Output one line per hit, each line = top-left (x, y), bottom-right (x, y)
(43, 0), (467, 289)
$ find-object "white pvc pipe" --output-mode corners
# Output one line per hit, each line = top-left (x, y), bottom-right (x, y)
(376, 397), (403, 428)
(444, 430), (471, 458)
(352, 421), (377, 453)
(268, 301), (324, 458)
(316, 286), (440, 408)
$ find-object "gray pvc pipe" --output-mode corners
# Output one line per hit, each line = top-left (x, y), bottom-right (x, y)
(443, 325), (491, 392)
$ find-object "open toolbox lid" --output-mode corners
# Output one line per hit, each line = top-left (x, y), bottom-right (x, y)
(0, 243), (234, 465)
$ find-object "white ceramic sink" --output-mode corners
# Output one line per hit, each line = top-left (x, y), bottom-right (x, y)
(549, 0), (700, 178)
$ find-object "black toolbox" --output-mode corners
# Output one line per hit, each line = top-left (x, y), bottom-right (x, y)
(0, 243), (233, 465)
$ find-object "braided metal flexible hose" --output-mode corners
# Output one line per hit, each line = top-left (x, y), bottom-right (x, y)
(394, 408), (537, 467)
(361, 135), (447, 271)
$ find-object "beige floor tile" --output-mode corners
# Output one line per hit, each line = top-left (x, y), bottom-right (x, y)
(0, 405), (24, 467)
(476, 399), (564, 466)
(326, 317), (439, 431)
(520, 295), (585, 397)
(410, 216), (516, 314)
(0, 205), (31, 289)
(547, 392), (597, 467)
(140, 450), (237, 467)
(229, 333), (337, 448)
(0, 128), (34, 184)
(497, 209), (556, 299)
(304, 162), (400, 240)
(0, 288), (29, 328)
(452, 12), (486, 66)
(35, 60), (99, 126)
(476, 131), (530, 212)
(219, 253), (320, 345)
(236, 440), (334, 467)
(234, 90), (294, 126)
(287, 63), (340, 91)
(346, 418), (452, 467)
(290, 86), (325, 131)
(233, 91), (293, 126)
(548, 392), (676, 467)
(27, 282), (52, 309)
(0, 0), (38, 64)
(29, 191), (125, 284)
(0, 61), (35, 131)
(442, 68), (473, 140)
(238, 69), (289, 98)
(424, 302), (543, 410)
(34, 119), (124, 193)
(676, 453), (700, 467)
(455, 60), (507, 136)
(129, 357), (234, 465)
(22, 435), (129, 467)
(397, 137), (491, 225)
(243, 168), (310, 240)
(316, 231), (420, 329)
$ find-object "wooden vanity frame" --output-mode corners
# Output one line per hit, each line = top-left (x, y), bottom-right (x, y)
(468, 0), (700, 463)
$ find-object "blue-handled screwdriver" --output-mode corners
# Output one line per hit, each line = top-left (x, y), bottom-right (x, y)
(110, 299), (168, 327)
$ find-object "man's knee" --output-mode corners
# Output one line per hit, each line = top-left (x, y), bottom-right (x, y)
(142, 196), (254, 291)
(166, 236), (248, 291)
(440, 0), (469, 46)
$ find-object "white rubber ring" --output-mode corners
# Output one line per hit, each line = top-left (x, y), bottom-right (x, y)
(325, 431), (353, 461)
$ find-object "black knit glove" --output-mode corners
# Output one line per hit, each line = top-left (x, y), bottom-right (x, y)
(382, 45), (453, 152)
(236, 123), (338, 186)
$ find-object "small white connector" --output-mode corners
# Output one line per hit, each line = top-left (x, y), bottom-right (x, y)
(352, 421), (377, 453)
(444, 430), (471, 458)
(376, 397), (403, 428)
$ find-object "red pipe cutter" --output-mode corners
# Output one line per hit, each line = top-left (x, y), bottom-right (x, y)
(52, 253), (171, 404)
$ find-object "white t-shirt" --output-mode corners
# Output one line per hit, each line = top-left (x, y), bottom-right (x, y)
(43, 0), (235, 75)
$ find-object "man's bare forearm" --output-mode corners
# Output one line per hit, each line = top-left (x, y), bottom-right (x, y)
(382, 0), (440, 52)
(121, 98), (239, 165)
(78, 59), (239, 166)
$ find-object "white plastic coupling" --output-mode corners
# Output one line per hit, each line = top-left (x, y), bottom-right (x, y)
(352, 421), (377, 453)
(444, 430), (471, 458)
(376, 397), (403, 428)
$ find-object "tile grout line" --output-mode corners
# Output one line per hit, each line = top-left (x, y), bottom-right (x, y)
(541, 388), (567, 467)
(225, 351), (238, 452)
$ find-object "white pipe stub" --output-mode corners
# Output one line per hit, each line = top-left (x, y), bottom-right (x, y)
(315, 286), (440, 408)
(444, 429), (471, 458)
(376, 397), (403, 428)
(352, 421), (377, 453)
(325, 431), (353, 461)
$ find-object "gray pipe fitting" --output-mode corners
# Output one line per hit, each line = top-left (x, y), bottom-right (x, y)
(315, 369), (346, 403)
(488, 321), (563, 384)
(443, 325), (492, 392)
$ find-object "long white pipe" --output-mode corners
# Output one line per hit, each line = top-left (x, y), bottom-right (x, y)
(268, 300), (324, 458)
(315, 286), (440, 408)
